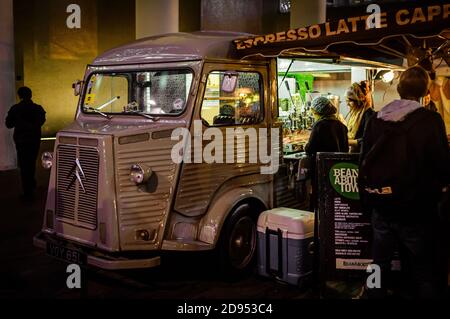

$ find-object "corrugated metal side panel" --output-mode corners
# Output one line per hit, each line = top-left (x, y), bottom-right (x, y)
(274, 164), (308, 210)
(175, 133), (264, 216)
(115, 138), (178, 249)
(274, 175), (303, 209)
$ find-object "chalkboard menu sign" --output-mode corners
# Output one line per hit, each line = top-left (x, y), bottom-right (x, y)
(316, 153), (372, 283)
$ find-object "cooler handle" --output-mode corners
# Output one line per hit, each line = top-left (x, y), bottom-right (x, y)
(265, 227), (283, 278)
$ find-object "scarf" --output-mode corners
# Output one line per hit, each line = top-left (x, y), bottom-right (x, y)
(346, 83), (370, 139)
(346, 104), (370, 139)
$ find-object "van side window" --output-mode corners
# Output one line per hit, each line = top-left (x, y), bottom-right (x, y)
(201, 71), (263, 126)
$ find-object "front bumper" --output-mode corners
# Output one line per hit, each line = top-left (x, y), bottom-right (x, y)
(33, 232), (160, 270)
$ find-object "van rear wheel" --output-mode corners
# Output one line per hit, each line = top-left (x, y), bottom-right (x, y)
(219, 203), (257, 277)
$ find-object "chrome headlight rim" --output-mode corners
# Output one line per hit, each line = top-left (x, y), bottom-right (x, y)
(130, 164), (152, 185)
(41, 152), (54, 169)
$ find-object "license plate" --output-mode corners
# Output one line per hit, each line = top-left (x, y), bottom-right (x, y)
(46, 242), (87, 266)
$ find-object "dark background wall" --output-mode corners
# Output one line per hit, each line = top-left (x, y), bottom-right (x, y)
(180, 0), (201, 32)
(201, 0), (264, 34)
(201, 0), (289, 35)
(327, 0), (433, 20)
(262, 0), (290, 34)
(13, 0), (135, 137)
(11, 0), (291, 137)
(97, 0), (135, 53)
(11, 0), (291, 136)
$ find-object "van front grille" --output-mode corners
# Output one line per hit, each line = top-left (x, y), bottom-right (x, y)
(56, 144), (99, 230)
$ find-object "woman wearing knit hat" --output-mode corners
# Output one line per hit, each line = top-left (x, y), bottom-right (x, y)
(305, 96), (349, 209)
(306, 96), (349, 155)
(345, 82), (375, 153)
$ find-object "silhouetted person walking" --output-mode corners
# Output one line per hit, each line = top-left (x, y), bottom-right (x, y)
(5, 87), (46, 201)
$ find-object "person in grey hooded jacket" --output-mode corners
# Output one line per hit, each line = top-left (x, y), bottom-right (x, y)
(360, 66), (450, 299)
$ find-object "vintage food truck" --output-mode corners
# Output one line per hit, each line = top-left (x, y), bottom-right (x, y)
(34, 2), (449, 275)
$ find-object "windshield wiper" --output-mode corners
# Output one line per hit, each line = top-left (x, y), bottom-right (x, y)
(125, 109), (160, 121)
(84, 106), (112, 120)
(96, 96), (120, 111)
(83, 96), (120, 119)
(123, 102), (160, 121)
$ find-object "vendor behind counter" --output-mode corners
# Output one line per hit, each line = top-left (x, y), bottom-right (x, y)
(345, 82), (375, 153)
(305, 96), (349, 156)
(305, 96), (349, 209)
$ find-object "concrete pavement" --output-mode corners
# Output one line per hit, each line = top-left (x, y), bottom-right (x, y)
(0, 141), (317, 299)
(0, 140), (447, 299)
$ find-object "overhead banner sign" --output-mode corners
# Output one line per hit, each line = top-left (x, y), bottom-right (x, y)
(234, 2), (449, 55)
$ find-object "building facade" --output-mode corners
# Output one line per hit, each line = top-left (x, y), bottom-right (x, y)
(0, 0), (430, 169)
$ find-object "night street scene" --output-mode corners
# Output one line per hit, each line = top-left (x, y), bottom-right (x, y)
(0, 0), (450, 314)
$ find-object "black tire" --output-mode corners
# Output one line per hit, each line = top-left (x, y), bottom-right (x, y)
(218, 203), (258, 278)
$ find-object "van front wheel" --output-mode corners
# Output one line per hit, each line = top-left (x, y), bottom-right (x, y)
(219, 203), (257, 277)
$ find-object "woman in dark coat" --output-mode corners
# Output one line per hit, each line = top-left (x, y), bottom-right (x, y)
(305, 96), (349, 156)
(305, 96), (349, 210)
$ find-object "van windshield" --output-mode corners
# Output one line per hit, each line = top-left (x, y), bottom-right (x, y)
(82, 69), (193, 116)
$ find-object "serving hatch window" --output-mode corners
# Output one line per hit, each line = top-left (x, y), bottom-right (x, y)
(200, 71), (263, 126)
(83, 69), (193, 116)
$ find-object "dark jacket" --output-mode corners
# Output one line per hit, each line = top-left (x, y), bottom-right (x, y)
(354, 108), (375, 152)
(361, 106), (450, 207)
(306, 118), (349, 210)
(5, 100), (46, 144)
(305, 118), (349, 156)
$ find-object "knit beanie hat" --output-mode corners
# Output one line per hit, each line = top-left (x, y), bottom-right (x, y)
(311, 96), (337, 116)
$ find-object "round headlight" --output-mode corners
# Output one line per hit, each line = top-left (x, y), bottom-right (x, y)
(130, 164), (152, 185)
(41, 152), (53, 169)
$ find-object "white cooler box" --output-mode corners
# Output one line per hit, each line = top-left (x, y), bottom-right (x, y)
(257, 208), (314, 286)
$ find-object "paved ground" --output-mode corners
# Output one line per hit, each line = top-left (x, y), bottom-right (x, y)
(0, 141), (321, 300)
(0, 141), (448, 300)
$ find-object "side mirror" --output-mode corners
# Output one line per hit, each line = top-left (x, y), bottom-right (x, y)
(221, 72), (238, 93)
(72, 80), (83, 96)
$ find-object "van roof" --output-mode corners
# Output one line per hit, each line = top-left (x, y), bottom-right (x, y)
(91, 31), (253, 66)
